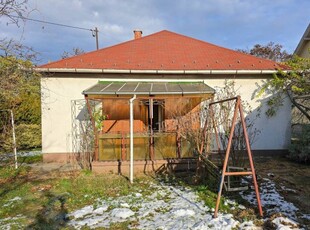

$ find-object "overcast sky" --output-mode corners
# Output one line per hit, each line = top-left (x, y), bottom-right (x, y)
(1, 0), (309, 64)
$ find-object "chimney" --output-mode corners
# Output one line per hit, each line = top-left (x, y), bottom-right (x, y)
(133, 30), (142, 39)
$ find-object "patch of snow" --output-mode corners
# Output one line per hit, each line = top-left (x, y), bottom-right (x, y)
(238, 220), (261, 230)
(272, 216), (300, 230)
(192, 213), (239, 230)
(300, 213), (310, 220)
(9, 197), (22, 202)
(18, 150), (42, 157)
(93, 205), (109, 214)
(0, 215), (26, 230)
(135, 192), (142, 197)
(240, 178), (299, 220)
(280, 185), (297, 194)
(267, 173), (275, 177)
(66, 181), (256, 229)
(3, 196), (22, 207)
(111, 208), (134, 219)
(225, 199), (237, 206)
(172, 209), (195, 217)
(69, 205), (93, 219)
(1, 150), (42, 162)
(120, 202), (130, 208)
(1, 179), (306, 230)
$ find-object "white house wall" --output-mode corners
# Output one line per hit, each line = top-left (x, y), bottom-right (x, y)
(41, 75), (291, 156)
(41, 77), (99, 155)
(205, 78), (291, 150)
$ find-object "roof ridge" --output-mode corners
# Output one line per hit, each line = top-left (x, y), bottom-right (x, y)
(39, 29), (287, 71)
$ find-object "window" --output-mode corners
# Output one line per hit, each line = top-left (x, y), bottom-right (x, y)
(143, 99), (164, 132)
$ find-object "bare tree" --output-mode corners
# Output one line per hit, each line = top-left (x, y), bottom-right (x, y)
(0, 0), (37, 60)
(209, 81), (261, 166)
(0, 0), (29, 26)
(164, 97), (209, 157)
(0, 38), (37, 60)
(61, 47), (85, 59)
(167, 81), (261, 168)
(237, 42), (292, 62)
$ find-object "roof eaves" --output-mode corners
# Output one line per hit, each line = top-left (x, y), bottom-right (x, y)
(130, 70), (157, 74)
(36, 68), (283, 75)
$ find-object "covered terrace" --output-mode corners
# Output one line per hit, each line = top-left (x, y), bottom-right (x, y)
(83, 80), (215, 180)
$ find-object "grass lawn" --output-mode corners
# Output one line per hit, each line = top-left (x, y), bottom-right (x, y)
(1, 155), (308, 229)
(0, 165), (154, 228)
(0, 161), (248, 229)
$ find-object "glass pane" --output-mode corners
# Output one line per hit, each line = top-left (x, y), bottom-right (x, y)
(154, 133), (177, 159)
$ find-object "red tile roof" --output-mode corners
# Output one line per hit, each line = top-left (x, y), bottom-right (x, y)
(40, 30), (286, 71)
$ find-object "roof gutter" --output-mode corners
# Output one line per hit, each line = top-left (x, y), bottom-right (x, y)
(35, 68), (285, 75)
(82, 90), (214, 96)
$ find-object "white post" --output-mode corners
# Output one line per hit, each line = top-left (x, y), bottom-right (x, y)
(129, 95), (136, 183)
(10, 110), (18, 169)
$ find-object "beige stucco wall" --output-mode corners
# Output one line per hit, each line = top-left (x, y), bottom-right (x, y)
(41, 77), (99, 154)
(41, 74), (291, 156)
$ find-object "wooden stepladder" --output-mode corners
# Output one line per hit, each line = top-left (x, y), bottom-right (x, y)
(208, 96), (263, 218)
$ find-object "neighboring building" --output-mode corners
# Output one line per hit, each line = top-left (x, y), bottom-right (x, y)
(294, 23), (310, 58)
(292, 23), (310, 126)
(37, 30), (291, 172)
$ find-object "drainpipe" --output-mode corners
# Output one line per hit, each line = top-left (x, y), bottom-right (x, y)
(149, 98), (154, 161)
(129, 94), (136, 183)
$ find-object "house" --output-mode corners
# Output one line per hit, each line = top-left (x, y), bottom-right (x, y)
(292, 23), (310, 127)
(37, 30), (291, 174)
(294, 23), (310, 58)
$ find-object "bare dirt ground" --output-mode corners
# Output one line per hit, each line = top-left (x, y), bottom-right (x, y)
(254, 155), (310, 225)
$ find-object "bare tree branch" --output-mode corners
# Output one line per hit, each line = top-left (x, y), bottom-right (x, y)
(236, 42), (292, 62)
(287, 89), (310, 121)
(0, 0), (29, 26)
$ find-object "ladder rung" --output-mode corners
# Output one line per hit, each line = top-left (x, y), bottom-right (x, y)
(224, 171), (253, 176)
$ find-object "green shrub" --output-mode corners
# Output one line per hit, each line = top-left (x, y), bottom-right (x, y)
(0, 124), (41, 152)
(16, 124), (41, 150)
(288, 125), (310, 164)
